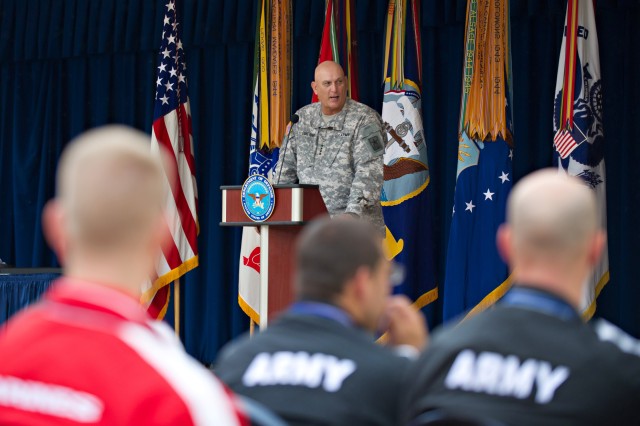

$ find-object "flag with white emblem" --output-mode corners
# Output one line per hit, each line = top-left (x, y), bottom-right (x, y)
(553, 0), (608, 317)
(143, 0), (198, 319)
(239, 0), (270, 323)
(239, 0), (292, 324)
(443, 0), (514, 321)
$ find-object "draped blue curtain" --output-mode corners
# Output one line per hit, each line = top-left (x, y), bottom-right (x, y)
(0, 0), (256, 363)
(0, 274), (59, 324)
(1, 0), (639, 364)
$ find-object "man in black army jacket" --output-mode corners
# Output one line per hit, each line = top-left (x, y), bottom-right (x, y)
(215, 217), (427, 426)
(402, 169), (640, 426)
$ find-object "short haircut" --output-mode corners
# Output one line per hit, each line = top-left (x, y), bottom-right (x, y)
(295, 217), (383, 303)
(507, 169), (600, 259)
(56, 125), (167, 250)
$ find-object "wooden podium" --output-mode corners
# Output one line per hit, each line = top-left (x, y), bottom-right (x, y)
(220, 184), (327, 328)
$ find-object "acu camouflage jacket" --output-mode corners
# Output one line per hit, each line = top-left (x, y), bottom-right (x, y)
(274, 99), (385, 233)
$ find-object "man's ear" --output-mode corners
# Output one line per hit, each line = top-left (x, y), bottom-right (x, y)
(349, 266), (371, 301)
(587, 230), (607, 266)
(42, 200), (67, 264)
(148, 213), (168, 257)
(311, 81), (318, 95)
(496, 224), (512, 264)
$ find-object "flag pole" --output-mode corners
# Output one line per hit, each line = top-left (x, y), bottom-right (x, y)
(148, 0), (199, 322)
(249, 319), (255, 337)
(174, 279), (180, 337)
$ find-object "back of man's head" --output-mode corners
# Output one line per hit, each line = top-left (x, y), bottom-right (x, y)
(295, 217), (382, 303)
(506, 169), (599, 262)
(55, 125), (167, 253)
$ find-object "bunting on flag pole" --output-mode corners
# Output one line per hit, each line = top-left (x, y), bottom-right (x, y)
(337, 0), (360, 100)
(258, 0), (270, 150)
(239, 0), (292, 324)
(144, 0), (199, 319)
(312, 0), (359, 102)
(553, 0), (608, 318)
(443, 0), (514, 321)
(381, 0), (437, 310)
(269, 0), (292, 150)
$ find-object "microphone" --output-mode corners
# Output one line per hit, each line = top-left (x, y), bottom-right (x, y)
(276, 113), (299, 184)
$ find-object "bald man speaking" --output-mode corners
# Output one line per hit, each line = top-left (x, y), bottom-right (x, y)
(402, 169), (640, 425)
(274, 61), (385, 233)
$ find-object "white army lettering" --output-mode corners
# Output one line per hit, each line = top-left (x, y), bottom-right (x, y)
(595, 319), (640, 356)
(242, 351), (356, 392)
(444, 350), (569, 404)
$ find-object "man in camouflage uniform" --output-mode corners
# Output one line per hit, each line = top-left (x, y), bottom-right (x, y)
(274, 61), (385, 233)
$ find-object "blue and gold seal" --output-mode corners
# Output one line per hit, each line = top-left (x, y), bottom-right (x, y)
(241, 175), (275, 222)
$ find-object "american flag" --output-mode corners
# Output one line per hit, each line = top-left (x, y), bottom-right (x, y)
(553, 129), (579, 159)
(142, 0), (198, 319)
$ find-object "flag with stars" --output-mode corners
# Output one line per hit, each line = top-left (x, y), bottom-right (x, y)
(443, 0), (513, 321)
(553, 0), (608, 318)
(142, 0), (198, 319)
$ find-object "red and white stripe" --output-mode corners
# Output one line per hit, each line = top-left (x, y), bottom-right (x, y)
(0, 280), (246, 425)
(553, 129), (579, 159)
(144, 102), (199, 319)
(560, 0), (580, 130)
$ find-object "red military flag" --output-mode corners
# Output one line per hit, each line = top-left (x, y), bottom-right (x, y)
(312, 0), (359, 102)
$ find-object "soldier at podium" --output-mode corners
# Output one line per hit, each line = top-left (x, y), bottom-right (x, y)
(274, 60), (385, 234)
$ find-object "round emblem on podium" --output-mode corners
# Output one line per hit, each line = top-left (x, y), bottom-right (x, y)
(241, 175), (276, 222)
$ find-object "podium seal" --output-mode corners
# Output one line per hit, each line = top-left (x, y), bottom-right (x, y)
(241, 175), (275, 222)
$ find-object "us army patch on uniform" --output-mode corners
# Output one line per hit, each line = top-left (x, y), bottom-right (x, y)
(361, 123), (384, 156)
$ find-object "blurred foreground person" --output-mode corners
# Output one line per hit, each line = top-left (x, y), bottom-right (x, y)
(216, 217), (428, 425)
(403, 169), (640, 425)
(0, 126), (246, 425)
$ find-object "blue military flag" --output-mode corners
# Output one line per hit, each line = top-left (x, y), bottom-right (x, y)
(381, 0), (438, 309)
(553, 0), (608, 318)
(443, 0), (514, 321)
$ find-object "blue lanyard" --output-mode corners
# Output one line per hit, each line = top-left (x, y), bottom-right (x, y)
(288, 301), (353, 328)
(501, 287), (580, 321)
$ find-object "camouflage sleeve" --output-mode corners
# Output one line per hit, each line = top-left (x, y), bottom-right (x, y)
(345, 114), (385, 216)
(272, 126), (298, 184)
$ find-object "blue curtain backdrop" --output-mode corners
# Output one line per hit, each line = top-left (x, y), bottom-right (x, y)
(1, 0), (639, 364)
